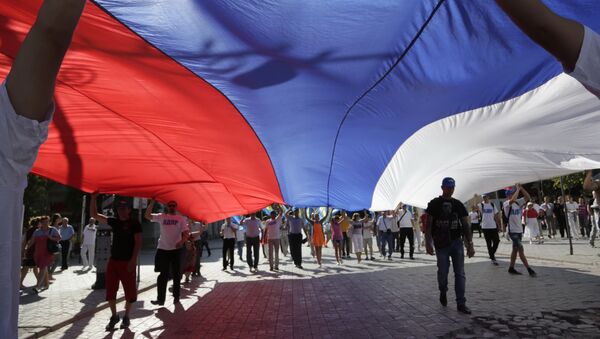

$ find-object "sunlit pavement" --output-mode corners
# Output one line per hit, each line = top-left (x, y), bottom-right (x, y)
(20, 237), (600, 338)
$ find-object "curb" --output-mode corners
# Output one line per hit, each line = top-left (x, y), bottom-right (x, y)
(23, 283), (157, 339)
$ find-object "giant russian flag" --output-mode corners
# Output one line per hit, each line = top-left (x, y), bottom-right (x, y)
(1, 0), (599, 222)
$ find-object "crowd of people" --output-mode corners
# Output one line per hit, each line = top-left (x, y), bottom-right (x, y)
(3, 0), (600, 337)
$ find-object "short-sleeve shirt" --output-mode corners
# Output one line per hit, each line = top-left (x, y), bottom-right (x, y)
(107, 217), (142, 261)
(0, 83), (53, 339)
(469, 211), (480, 224)
(236, 227), (245, 241)
(340, 218), (350, 232)
(480, 202), (498, 229)
(568, 26), (600, 98)
(503, 198), (525, 234)
(221, 222), (238, 239)
(426, 197), (468, 241)
(243, 219), (262, 238)
(287, 216), (305, 234)
(351, 221), (363, 235)
(398, 210), (413, 228)
(362, 221), (374, 239)
(541, 202), (554, 217)
(265, 216), (282, 239)
(152, 214), (189, 250)
(59, 224), (75, 241)
(33, 227), (60, 239)
(377, 216), (397, 232)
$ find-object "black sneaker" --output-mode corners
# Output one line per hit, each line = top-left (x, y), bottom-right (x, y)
(492, 259), (499, 266)
(150, 300), (164, 306)
(508, 267), (522, 275)
(439, 292), (447, 306)
(457, 304), (472, 314)
(119, 316), (130, 329)
(527, 267), (537, 277)
(105, 315), (120, 331)
(409, 256), (415, 260)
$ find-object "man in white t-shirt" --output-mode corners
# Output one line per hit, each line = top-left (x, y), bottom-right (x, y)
(480, 195), (501, 265)
(264, 205), (283, 271)
(220, 217), (238, 271)
(496, 1), (600, 98)
(145, 199), (189, 306)
(397, 204), (416, 260)
(241, 214), (262, 272)
(376, 211), (397, 260)
(1, 3), (86, 335)
(503, 184), (536, 276)
(468, 206), (482, 238)
(81, 218), (97, 270)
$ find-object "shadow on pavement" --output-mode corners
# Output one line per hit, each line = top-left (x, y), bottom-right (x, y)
(142, 260), (600, 338)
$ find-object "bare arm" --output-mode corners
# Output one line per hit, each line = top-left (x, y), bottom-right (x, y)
(6, 0), (86, 122)
(144, 199), (158, 221)
(461, 216), (473, 244)
(90, 193), (108, 224)
(495, 0), (584, 72)
(49, 228), (61, 242)
(320, 208), (331, 224)
(520, 185), (531, 202)
(509, 186), (520, 204)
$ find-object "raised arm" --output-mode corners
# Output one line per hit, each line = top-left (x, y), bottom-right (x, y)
(519, 185), (531, 202)
(508, 185), (521, 204)
(320, 208), (331, 224)
(144, 199), (158, 221)
(495, 0), (584, 72)
(90, 193), (108, 224)
(6, 0), (86, 122)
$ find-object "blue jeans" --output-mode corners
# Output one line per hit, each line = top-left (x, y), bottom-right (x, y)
(435, 239), (466, 306)
(379, 231), (394, 258)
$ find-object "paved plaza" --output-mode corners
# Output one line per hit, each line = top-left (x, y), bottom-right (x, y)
(19, 237), (600, 338)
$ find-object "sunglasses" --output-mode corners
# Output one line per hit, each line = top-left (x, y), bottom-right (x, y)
(168, 204), (177, 208)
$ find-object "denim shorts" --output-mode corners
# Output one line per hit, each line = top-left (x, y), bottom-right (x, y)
(508, 232), (523, 249)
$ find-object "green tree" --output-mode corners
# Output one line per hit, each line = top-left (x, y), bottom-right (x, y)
(551, 172), (586, 198)
(23, 174), (50, 224)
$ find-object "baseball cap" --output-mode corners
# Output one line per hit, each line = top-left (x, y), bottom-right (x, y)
(441, 177), (455, 188)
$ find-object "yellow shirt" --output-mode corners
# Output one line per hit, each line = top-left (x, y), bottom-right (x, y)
(340, 219), (350, 232)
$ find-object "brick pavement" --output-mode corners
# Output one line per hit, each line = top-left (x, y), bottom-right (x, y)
(20, 238), (600, 338)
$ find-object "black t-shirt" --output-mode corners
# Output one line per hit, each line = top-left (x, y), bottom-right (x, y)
(426, 196), (468, 245)
(107, 217), (142, 261)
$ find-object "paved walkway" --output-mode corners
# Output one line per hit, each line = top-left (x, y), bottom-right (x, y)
(19, 237), (600, 338)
